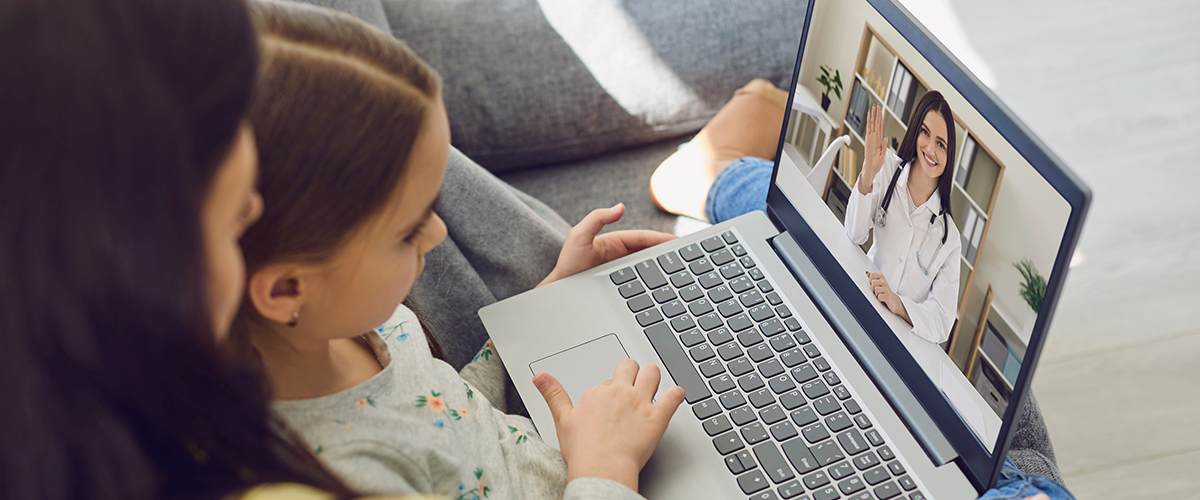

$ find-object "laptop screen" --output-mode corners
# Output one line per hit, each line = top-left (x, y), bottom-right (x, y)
(768, 0), (1090, 490)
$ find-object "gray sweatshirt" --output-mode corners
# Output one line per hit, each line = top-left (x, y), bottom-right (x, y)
(273, 305), (645, 500)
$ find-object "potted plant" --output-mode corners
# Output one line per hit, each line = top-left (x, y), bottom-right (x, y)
(1013, 259), (1047, 341)
(817, 65), (843, 112)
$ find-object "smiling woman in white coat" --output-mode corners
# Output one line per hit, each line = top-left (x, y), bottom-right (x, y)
(845, 92), (961, 344)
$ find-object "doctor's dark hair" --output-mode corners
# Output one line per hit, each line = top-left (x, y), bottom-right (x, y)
(231, 1), (445, 358)
(896, 91), (956, 218)
(0, 0), (352, 499)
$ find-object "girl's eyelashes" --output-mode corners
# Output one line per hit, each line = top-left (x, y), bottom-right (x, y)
(403, 219), (427, 245)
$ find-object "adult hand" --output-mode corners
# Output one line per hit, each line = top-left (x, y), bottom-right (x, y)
(538, 203), (676, 287)
(1021, 495), (1050, 500)
(859, 105), (888, 195)
(533, 359), (686, 492)
(866, 271), (910, 325)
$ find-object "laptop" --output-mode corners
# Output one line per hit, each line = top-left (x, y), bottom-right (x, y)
(480, 0), (1091, 498)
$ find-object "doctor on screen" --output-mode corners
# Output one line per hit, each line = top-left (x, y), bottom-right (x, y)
(845, 92), (961, 344)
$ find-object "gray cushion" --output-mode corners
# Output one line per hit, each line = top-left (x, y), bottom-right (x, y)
(381, 0), (804, 172)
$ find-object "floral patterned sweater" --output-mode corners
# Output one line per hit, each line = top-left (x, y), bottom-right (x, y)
(272, 304), (645, 500)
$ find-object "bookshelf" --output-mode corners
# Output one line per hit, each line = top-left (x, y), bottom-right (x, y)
(965, 286), (1027, 417)
(822, 24), (1006, 362)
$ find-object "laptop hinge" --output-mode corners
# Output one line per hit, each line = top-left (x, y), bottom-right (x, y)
(771, 231), (958, 466)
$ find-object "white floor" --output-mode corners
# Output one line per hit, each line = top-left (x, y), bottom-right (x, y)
(903, 0), (1200, 497)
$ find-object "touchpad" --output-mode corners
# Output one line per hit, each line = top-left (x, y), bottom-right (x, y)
(529, 334), (630, 404)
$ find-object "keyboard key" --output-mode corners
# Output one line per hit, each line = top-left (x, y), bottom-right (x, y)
(769, 374), (796, 394)
(760, 318), (786, 337)
(610, 267), (637, 285)
(617, 280), (646, 299)
(689, 343), (715, 362)
(802, 380), (829, 399)
(730, 275), (756, 293)
(720, 263), (744, 280)
(636, 308), (663, 326)
(813, 486), (840, 500)
(770, 334), (797, 353)
(823, 372), (841, 386)
(780, 439), (819, 474)
(707, 327), (734, 346)
(791, 364), (819, 384)
(636, 259), (668, 289)
(838, 429), (869, 456)
(703, 414), (733, 436)
(793, 331), (811, 346)
(731, 243), (747, 256)
(910, 492), (927, 500)
(657, 251), (685, 274)
(864, 429), (884, 447)
(698, 359), (725, 377)
(718, 299), (743, 318)
(740, 256), (757, 269)
(652, 286), (677, 303)
(760, 404), (786, 425)
(701, 236), (726, 252)
(717, 342), (744, 361)
(873, 481), (901, 500)
(751, 490), (779, 500)
(739, 290), (765, 307)
(720, 391), (747, 410)
(697, 312), (723, 331)
(708, 285), (734, 303)
(690, 258), (715, 275)
(863, 467), (889, 486)
(679, 284), (705, 302)
(749, 344), (774, 362)
(722, 230), (738, 244)
(813, 357), (831, 372)
(898, 475), (916, 491)
(790, 406), (818, 426)
(728, 357), (755, 376)
(737, 470), (769, 494)
(741, 422), (769, 445)
(660, 300), (686, 318)
(753, 442), (795, 484)
(734, 326), (763, 345)
(759, 279), (774, 292)
(829, 461), (855, 480)
(692, 399), (721, 419)
(834, 386), (851, 400)
(811, 439), (845, 466)
(688, 298), (714, 316)
(725, 455), (746, 474)
(709, 374), (736, 394)
(847, 493), (873, 500)
(749, 268), (766, 281)
(776, 305), (793, 318)
(770, 421), (798, 441)
(780, 390), (807, 410)
(729, 313), (755, 332)
(643, 323), (709, 403)
(669, 270), (694, 288)
(844, 399), (862, 414)
(749, 304), (775, 322)
(785, 318), (803, 331)
(779, 348), (806, 367)
(679, 329), (705, 347)
(777, 479), (805, 499)
(715, 430), (745, 455)
(748, 388), (775, 408)
(626, 294), (654, 313)
(838, 476), (866, 495)
(739, 373), (765, 392)
(670, 314), (695, 332)
(802, 470), (830, 489)
(854, 414), (872, 430)
(888, 462), (906, 476)
(854, 451), (881, 470)
(813, 396), (841, 415)
(757, 357), (784, 377)
(826, 412), (852, 432)
(766, 290), (782, 304)
(803, 344), (822, 358)
(679, 243), (705, 261)
(877, 446), (895, 461)
(710, 248), (735, 266)
(802, 422), (830, 443)
(698, 271), (722, 289)
(731, 405), (758, 426)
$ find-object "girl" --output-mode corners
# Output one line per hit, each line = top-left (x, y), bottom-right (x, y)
(234, 2), (683, 499)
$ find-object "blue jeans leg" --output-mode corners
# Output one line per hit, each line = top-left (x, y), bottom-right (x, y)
(705, 156), (773, 223)
(977, 457), (1076, 500)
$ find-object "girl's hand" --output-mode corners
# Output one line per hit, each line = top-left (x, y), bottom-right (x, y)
(867, 271), (910, 325)
(859, 105), (888, 195)
(538, 203), (676, 287)
(533, 360), (686, 492)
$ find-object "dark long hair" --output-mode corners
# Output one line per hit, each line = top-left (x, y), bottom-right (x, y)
(895, 91), (956, 217)
(0, 0), (350, 498)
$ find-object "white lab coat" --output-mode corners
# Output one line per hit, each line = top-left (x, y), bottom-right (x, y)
(844, 151), (961, 344)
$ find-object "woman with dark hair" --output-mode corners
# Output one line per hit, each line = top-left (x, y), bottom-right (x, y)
(0, 0), (354, 498)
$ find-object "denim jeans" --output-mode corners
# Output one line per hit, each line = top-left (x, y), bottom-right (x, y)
(979, 458), (1075, 500)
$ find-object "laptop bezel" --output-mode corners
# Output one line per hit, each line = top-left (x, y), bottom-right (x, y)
(765, 0), (1092, 490)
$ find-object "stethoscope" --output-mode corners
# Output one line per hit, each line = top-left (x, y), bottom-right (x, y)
(873, 160), (949, 276)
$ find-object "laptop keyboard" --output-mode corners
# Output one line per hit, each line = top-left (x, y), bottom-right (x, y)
(610, 230), (926, 500)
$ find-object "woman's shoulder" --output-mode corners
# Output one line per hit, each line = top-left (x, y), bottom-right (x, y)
(232, 483), (446, 500)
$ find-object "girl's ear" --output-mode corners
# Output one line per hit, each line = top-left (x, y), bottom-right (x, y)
(247, 263), (307, 326)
